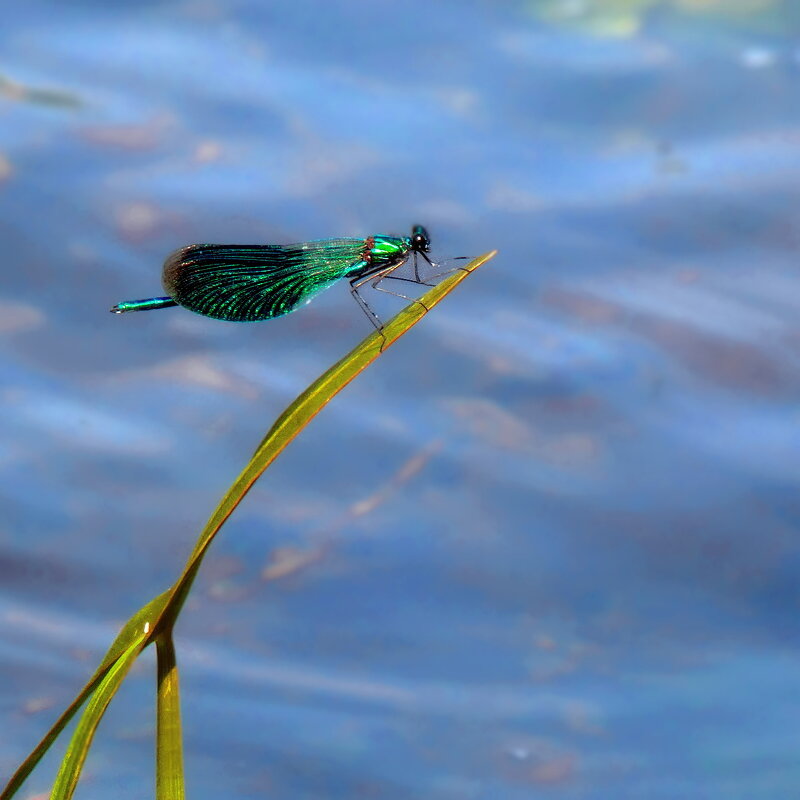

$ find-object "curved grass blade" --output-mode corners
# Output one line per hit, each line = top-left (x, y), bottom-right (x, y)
(151, 250), (496, 629)
(50, 635), (147, 800)
(0, 249), (495, 800)
(0, 591), (170, 800)
(155, 632), (185, 800)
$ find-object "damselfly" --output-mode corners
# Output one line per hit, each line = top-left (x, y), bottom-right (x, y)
(110, 225), (441, 334)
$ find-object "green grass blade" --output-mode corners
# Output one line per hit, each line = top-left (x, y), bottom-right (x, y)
(0, 591), (170, 800)
(50, 635), (146, 800)
(155, 633), (185, 800)
(1, 249), (494, 800)
(0, 685), (100, 800)
(154, 250), (496, 626)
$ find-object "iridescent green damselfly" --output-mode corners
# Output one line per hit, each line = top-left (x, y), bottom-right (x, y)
(110, 225), (460, 343)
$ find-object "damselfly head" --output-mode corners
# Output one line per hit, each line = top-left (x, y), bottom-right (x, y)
(411, 225), (431, 253)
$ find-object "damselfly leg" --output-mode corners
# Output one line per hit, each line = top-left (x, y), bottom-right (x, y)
(418, 255), (471, 281)
(349, 258), (436, 350)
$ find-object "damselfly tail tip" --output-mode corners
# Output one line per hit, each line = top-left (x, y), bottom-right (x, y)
(109, 297), (178, 314)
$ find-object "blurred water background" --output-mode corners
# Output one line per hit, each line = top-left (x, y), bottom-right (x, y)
(2, 0), (800, 797)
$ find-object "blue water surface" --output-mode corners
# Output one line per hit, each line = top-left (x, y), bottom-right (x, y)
(2, 1), (800, 797)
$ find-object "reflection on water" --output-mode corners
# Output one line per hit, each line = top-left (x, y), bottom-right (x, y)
(1, 1), (800, 798)
(0, 72), (82, 109)
(529, 0), (798, 36)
